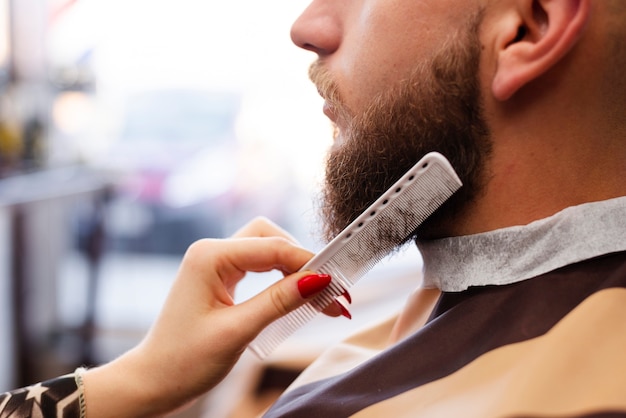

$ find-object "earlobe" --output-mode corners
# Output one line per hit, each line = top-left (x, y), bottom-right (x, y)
(491, 0), (591, 101)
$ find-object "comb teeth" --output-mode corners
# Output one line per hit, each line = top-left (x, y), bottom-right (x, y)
(248, 152), (462, 359)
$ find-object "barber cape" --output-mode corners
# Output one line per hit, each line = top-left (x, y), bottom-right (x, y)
(264, 196), (626, 417)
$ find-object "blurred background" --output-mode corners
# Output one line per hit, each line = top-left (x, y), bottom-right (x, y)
(0, 0), (422, 416)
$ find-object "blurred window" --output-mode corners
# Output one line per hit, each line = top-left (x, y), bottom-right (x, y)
(121, 90), (239, 144)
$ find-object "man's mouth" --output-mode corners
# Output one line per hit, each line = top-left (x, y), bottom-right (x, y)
(323, 101), (338, 122)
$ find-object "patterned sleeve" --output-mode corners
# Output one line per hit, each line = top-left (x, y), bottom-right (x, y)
(0, 369), (85, 418)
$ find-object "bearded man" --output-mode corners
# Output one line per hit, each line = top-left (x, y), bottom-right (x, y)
(264, 0), (626, 416)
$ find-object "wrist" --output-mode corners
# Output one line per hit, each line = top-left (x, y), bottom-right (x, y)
(82, 348), (177, 418)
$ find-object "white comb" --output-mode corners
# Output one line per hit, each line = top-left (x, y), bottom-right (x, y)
(248, 152), (462, 359)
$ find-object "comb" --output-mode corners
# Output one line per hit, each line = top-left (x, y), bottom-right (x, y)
(248, 152), (462, 359)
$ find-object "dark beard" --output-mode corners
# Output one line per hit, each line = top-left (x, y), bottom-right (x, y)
(317, 13), (492, 242)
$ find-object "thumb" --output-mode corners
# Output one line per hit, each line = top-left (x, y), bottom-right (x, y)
(236, 271), (332, 339)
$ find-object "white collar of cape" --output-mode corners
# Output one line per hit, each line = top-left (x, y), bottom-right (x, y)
(416, 196), (626, 292)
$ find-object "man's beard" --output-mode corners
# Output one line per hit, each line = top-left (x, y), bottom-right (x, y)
(312, 13), (492, 242)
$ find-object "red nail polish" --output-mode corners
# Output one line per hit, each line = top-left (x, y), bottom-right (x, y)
(339, 302), (352, 320)
(298, 274), (332, 298)
(342, 290), (352, 304)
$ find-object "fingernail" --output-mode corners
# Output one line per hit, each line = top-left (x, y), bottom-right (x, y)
(342, 290), (352, 304)
(338, 302), (352, 320)
(298, 274), (332, 298)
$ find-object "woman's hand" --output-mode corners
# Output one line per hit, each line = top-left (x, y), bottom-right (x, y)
(82, 218), (337, 417)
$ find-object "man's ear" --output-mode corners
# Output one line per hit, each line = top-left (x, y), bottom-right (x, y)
(491, 0), (591, 101)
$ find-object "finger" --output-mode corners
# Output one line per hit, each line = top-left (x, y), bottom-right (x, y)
(231, 216), (300, 243)
(224, 237), (313, 276)
(235, 270), (333, 338)
(322, 300), (352, 319)
(183, 237), (314, 290)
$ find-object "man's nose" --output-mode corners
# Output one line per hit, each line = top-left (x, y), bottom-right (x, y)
(290, 1), (341, 56)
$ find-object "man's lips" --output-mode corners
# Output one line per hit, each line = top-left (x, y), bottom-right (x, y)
(323, 101), (337, 122)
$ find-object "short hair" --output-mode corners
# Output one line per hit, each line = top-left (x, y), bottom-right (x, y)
(603, 1), (626, 122)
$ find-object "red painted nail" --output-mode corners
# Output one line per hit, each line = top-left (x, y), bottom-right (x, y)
(338, 302), (352, 320)
(342, 290), (352, 304)
(298, 274), (332, 298)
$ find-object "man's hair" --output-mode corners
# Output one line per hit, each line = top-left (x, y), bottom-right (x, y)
(603, 0), (626, 126)
(607, 0), (626, 14)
